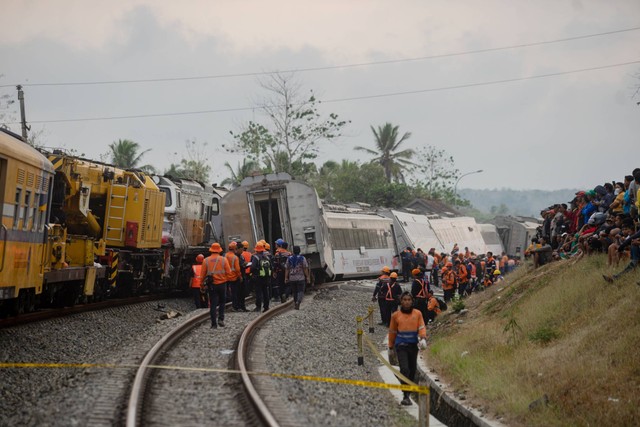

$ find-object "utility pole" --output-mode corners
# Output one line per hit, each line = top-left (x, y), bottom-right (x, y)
(17, 85), (30, 142)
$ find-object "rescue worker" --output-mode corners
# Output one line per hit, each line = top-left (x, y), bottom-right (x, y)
(441, 261), (456, 302)
(382, 272), (402, 326)
(284, 245), (310, 310)
(225, 241), (242, 311)
(426, 291), (441, 323)
(200, 242), (231, 329)
(410, 268), (428, 324)
(388, 292), (427, 406)
(273, 239), (291, 303)
(250, 243), (272, 312)
(372, 266), (391, 325)
(190, 254), (206, 308)
(485, 252), (497, 282)
(456, 260), (469, 297)
(241, 240), (252, 295)
(234, 242), (249, 311)
(401, 247), (414, 282)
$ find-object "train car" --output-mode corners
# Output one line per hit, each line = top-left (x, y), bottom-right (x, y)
(220, 173), (397, 281)
(323, 208), (396, 280)
(48, 151), (165, 296)
(0, 128), (56, 315)
(153, 175), (226, 287)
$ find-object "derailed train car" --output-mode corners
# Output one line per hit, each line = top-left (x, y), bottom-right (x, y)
(153, 175), (226, 287)
(220, 173), (397, 281)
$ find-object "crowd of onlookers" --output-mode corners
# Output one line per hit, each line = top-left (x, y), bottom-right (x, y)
(526, 168), (640, 283)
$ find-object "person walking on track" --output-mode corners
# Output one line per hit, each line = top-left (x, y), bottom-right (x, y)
(388, 292), (427, 406)
(250, 243), (272, 312)
(284, 245), (310, 309)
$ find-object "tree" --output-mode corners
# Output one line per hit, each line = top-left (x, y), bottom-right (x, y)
(164, 139), (211, 182)
(220, 158), (260, 188)
(354, 123), (415, 183)
(109, 139), (154, 172)
(410, 145), (459, 200)
(227, 73), (349, 176)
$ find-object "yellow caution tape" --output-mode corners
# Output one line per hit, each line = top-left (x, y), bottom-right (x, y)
(0, 362), (429, 394)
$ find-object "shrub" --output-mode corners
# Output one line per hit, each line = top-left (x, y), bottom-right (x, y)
(529, 326), (560, 344)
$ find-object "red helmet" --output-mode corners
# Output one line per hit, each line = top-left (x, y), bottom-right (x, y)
(196, 254), (204, 263)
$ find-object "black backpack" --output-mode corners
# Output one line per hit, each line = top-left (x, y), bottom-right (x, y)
(436, 297), (447, 311)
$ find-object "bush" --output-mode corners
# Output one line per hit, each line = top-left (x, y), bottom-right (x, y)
(529, 326), (560, 344)
(452, 295), (465, 313)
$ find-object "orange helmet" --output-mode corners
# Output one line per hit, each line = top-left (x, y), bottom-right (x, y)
(254, 243), (265, 252)
(209, 242), (222, 253)
(412, 268), (421, 276)
(228, 241), (237, 250)
(381, 266), (391, 274)
(390, 272), (398, 279)
(242, 240), (249, 249)
(446, 261), (453, 268)
(196, 254), (204, 263)
(264, 243), (271, 251)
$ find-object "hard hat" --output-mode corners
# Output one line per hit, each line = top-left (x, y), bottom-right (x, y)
(493, 269), (501, 275)
(196, 254), (204, 263)
(446, 262), (453, 267)
(242, 240), (249, 249)
(209, 242), (222, 253)
(382, 266), (391, 273)
(390, 272), (398, 279)
(275, 238), (284, 246)
(254, 243), (265, 252)
(264, 243), (271, 251)
(228, 241), (237, 249)
(412, 268), (421, 276)
(258, 239), (266, 246)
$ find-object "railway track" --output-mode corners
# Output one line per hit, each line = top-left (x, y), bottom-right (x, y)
(0, 293), (181, 329)
(125, 297), (294, 427)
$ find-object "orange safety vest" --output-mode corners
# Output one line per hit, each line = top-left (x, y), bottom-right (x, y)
(225, 252), (241, 281)
(427, 296), (441, 314)
(457, 264), (468, 283)
(202, 255), (230, 285)
(385, 282), (398, 301)
(242, 250), (252, 274)
(191, 264), (203, 288)
(442, 270), (456, 290)
(415, 279), (427, 299)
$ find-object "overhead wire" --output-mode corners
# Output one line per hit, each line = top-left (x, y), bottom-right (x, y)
(13, 59), (640, 124)
(1, 25), (639, 88)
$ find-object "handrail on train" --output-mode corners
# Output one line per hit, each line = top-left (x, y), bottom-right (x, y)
(0, 224), (7, 272)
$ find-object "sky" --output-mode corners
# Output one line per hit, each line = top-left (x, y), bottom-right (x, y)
(1, 0), (639, 191)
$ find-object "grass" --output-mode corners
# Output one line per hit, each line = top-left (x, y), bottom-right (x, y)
(426, 255), (640, 426)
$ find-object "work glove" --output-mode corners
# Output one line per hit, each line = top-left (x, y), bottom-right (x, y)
(418, 338), (428, 350)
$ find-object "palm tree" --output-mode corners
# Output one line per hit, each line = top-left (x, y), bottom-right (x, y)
(354, 123), (415, 183)
(220, 159), (259, 188)
(109, 139), (152, 170)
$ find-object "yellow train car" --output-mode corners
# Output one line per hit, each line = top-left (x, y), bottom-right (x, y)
(0, 128), (55, 315)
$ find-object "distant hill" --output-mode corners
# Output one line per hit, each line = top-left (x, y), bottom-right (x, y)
(459, 188), (579, 217)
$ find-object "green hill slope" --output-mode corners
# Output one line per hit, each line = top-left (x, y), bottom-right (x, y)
(427, 256), (640, 426)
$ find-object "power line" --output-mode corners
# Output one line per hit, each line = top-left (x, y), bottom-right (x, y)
(2, 26), (639, 89)
(14, 59), (640, 125)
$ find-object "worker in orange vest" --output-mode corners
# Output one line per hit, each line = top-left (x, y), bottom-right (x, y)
(190, 254), (207, 308)
(441, 261), (456, 302)
(372, 266), (391, 325)
(381, 272), (402, 326)
(200, 242), (231, 329)
(410, 268), (429, 324)
(456, 260), (469, 297)
(426, 291), (441, 323)
(241, 240), (252, 296)
(225, 241), (242, 311)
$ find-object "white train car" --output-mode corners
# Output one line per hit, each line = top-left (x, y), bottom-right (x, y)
(324, 210), (396, 279)
(220, 173), (396, 281)
(477, 223), (505, 256)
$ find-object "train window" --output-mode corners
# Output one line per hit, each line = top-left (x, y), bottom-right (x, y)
(32, 194), (39, 232)
(159, 187), (172, 207)
(211, 198), (219, 216)
(305, 231), (316, 245)
(23, 191), (31, 230)
(13, 188), (21, 229)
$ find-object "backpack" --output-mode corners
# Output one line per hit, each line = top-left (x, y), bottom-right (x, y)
(436, 297), (447, 311)
(259, 257), (272, 278)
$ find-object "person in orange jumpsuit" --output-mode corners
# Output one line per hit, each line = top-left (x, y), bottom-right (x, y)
(225, 241), (242, 311)
(426, 291), (441, 323)
(388, 292), (427, 406)
(441, 261), (456, 302)
(200, 242), (231, 328)
(190, 254), (206, 308)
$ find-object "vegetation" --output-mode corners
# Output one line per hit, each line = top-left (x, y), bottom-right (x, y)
(164, 139), (212, 183)
(355, 123), (415, 183)
(109, 139), (154, 172)
(227, 72), (349, 177)
(427, 256), (640, 426)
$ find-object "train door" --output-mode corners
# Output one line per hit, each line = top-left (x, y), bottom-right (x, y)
(0, 159), (5, 273)
(247, 189), (291, 246)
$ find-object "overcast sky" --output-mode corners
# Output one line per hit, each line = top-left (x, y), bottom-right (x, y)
(1, 0), (639, 191)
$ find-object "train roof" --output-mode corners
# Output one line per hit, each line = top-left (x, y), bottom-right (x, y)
(0, 128), (54, 174)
